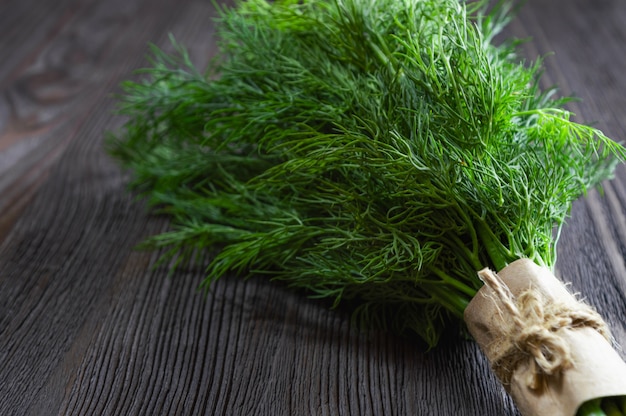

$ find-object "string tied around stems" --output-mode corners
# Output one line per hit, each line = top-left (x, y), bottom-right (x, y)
(477, 267), (612, 391)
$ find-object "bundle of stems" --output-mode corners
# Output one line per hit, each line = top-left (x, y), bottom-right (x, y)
(108, 0), (626, 414)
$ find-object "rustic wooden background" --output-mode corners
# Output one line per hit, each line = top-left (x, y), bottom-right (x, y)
(1, 0), (625, 414)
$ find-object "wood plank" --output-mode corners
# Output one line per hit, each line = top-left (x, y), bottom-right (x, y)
(0, 0), (625, 415)
(0, 0), (222, 413)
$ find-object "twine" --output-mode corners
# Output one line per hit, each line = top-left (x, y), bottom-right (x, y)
(477, 267), (611, 390)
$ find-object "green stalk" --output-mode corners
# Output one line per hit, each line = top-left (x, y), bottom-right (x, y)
(577, 397), (626, 416)
(578, 400), (608, 416)
(475, 219), (511, 272)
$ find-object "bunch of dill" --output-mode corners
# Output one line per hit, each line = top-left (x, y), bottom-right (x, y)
(108, 0), (624, 347)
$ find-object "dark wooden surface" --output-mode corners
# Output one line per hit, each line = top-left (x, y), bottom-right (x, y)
(1, 0), (626, 414)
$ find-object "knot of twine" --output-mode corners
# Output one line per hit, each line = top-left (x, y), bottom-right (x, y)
(478, 267), (611, 391)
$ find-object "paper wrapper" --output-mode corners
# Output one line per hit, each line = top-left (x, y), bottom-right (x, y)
(464, 258), (626, 416)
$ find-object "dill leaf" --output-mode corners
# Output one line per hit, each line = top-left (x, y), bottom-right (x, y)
(108, 0), (625, 347)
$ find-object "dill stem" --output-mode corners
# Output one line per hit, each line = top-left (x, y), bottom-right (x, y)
(447, 233), (483, 272)
(423, 283), (469, 319)
(427, 265), (477, 298)
(577, 399), (607, 416)
(476, 220), (511, 272)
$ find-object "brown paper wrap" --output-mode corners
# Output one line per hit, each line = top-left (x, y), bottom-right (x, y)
(464, 258), (626, 416)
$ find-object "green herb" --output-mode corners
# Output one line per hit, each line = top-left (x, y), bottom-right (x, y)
(109, 0), (624, 344)
(108, 0), (626, 412)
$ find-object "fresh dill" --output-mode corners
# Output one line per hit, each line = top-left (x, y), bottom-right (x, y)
(108, 0), (625, 348)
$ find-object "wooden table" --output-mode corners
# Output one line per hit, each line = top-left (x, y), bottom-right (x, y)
(2, 0), (625, 414)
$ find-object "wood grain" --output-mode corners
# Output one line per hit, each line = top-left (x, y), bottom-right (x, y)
(1, 0), (625, 415)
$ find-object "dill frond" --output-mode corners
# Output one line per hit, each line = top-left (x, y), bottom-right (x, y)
(108, 0), (625, 347)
